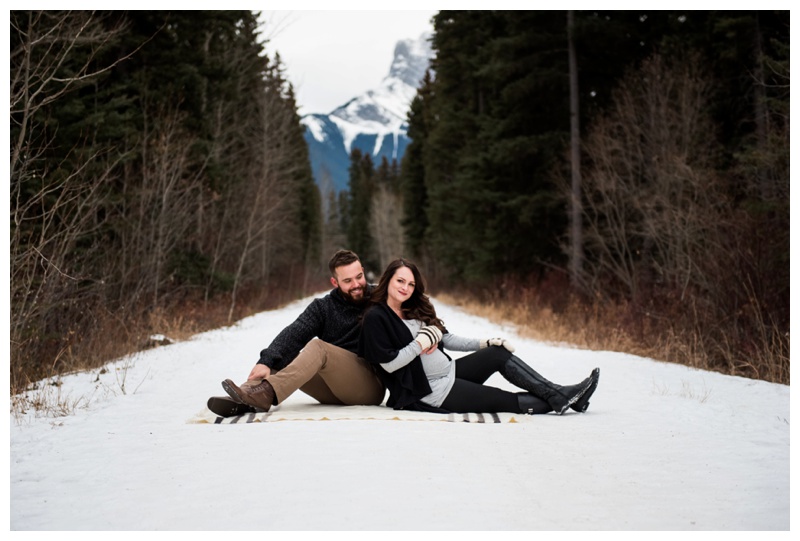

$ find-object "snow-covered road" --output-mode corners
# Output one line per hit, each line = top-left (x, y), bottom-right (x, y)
(9, 295), (790, 530)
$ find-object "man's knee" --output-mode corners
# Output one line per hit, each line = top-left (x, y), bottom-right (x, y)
(300, 338), (358, 370)
(303, 337), (326, 354)
(303, 338), (353, 361)
(294, 338), (328, 368)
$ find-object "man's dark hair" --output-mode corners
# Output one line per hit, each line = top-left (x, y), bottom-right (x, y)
(328, 250), (361, 278)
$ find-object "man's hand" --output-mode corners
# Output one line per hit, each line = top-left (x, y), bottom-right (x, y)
(248, 363), (271, 381)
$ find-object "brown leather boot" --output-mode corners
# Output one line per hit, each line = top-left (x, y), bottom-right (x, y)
(207, 395), (257, 417)
(221, 378), (275, 412)
(219, 378), (261, 401)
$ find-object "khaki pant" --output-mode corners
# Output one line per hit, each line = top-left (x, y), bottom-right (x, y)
(266, 338), (385, 406)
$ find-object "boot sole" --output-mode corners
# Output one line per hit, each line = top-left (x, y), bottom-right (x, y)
(222, 378), (274, 411)
(556, 374), (596, 414)
(221, 379), (246, 404)
(572, 368), (600, 413)
(207, 396), (257, 417)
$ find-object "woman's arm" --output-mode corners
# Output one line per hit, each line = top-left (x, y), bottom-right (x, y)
(360, 307), (421, 370)
(380, 340), (423, 373)
(441, 333), (481, 352)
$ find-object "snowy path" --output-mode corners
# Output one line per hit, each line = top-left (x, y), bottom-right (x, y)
(9, 296), (790, 530)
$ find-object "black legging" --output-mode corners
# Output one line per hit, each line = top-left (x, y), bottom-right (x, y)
(439, 347), (549, 414)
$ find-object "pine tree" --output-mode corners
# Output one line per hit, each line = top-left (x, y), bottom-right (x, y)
(345, 149), (377, 272)
(423, 11), (571, 281)
(10, 10), (324, 383)
(401, 71), (433, 260)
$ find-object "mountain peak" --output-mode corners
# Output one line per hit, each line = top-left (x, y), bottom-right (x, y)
(302, 32), (434, 193)
(387, 31), (433, 88)
(328, 31), (433, 132)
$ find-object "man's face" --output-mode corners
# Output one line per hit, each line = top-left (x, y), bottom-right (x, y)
(331, 261), (367, 304)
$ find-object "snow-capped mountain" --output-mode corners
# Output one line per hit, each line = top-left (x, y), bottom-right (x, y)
(302, 32), (433, 194)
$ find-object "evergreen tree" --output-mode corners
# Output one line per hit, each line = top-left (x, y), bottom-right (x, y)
(424, 11), (570, 281)
(345, 149), (377, 272)
(408, 10), (791, 285)
(400, 71), (433, 260)
(10, 10), (323, 383)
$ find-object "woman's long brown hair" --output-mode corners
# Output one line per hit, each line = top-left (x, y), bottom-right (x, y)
(370, 258), (445, 331)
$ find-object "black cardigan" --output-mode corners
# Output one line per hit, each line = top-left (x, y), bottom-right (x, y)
(358, 302), (448, 411)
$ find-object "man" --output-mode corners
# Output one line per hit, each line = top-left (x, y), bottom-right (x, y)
(207, 250), (386, 417)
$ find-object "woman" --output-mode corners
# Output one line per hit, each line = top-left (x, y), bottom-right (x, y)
(359, 258), (599, 415)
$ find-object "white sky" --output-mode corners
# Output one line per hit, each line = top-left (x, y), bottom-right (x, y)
(258, 10), (437, 115)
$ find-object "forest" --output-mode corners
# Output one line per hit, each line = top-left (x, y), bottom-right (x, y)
(9, 10), (789, 392)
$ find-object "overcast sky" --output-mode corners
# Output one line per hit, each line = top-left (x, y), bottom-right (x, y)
(258, 10), (437, 116)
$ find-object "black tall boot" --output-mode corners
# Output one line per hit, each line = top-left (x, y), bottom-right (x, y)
(517, 393), (553, 415)
(572, 368), (600, 413)
(510, 355), (599, 413)
(545, 366), (599, 413)
(501, 356), (595, 415)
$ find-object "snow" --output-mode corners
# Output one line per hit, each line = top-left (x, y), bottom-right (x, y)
(329, 114), (370, 154)
(303, 115), (328, 143)
(335, 77), (418, 127)
(329, 113), (405, 156)
(8, 294), (791, 531)
(388, 32), (433, 88)
(327, 78), (414, 155)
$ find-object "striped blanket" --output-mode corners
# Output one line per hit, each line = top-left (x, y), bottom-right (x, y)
(188, 403), (527, 424)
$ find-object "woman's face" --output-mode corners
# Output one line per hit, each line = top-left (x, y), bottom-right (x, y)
(387, 265), (416, 307)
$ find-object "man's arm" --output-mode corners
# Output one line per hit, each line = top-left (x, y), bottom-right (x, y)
(252, 298), (326, 374)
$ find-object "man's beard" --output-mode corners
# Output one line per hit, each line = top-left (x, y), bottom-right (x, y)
(340, 285), (369, 305)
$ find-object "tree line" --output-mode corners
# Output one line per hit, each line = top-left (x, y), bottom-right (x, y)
(392, 11), (789, 382)
(10, 10), (790, 388)
(10, 11), (320, 387)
